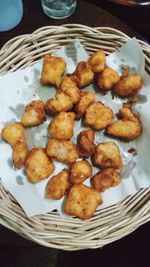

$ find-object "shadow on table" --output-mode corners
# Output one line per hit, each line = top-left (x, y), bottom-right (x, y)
(0, 221), (150, 267)
(57, 223), (150, 267)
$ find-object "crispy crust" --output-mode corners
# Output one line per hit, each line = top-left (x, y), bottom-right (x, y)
(41, 54), (66, 87)
(93, 141), (123, 169)
(75, 91), (95, 119)
(46, 139), (79, 164)
(114, 74), (143, 97)
(25, 147), (55, 183)
(13, 140), (28, 168)
(2, 122), (25, 146)
(21, 100), (46, 127)
(46, 168), (70, 200)
(84, 102), (114, 130)
(77, 129), (96, 158)
(1, 122), (28, 168)
(48, 112), (76, 140)
(45, 90), (73, 113)
(75, 61), (94, 88)
(70, 160), (93, 184)
(89, 49), (106, 73)
(91, 168), (121, 192)
(64, 184), (103, 220)
(60, 75), (81, 104)
(97, 67), (120, 91)
(107, 106), (142, 141)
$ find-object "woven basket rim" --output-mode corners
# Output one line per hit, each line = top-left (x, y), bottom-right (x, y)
(0, 24), (150, 251)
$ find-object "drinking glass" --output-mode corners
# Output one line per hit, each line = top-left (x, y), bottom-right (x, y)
(0, 0), (23, 32)
(41, 0), (77, 19)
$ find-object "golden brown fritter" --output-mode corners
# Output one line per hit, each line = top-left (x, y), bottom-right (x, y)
(84, 102), (114, 130)
(107, 105), (142, 141)
(45, 90), (73, 113)
(114, 74), (143, 97)
(41, 54), (66, 87)
(1, 122), (28, 168)
(74, 91), (95, 119)
(48, 112), (75, 140)
(77, 129), (96, 158)
(75, 61), (94, 88)
(70, 160), (93, 184)
(93, 141), (123, 169)
(21, 100), (46, 127)
(60, 75), (81, 104)
(13, 140), (28, 169)
(91, 168), (121, 192)
(46, 139), (79, 164)
(97, 67), (120, 91)
(45, 168), (70, 200)
(64, 184), (102, 220)
(1, 122), (25, 146)
(25, 147), (55, 183)
(89, 49), (106, 73)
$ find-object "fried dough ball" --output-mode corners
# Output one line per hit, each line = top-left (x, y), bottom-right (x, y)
(84, 102), (114, 130)
(93, 142), (123, 169)
(41, 54), (66, 87)
(46, 139), (79, 164)
(2, 122), (25, 146)
(48, 112), (75, 140)
(89, 49), (106, 73)
(107, 105), (142, 140)
(1, 122), (28, 168)
(21, 100), (46, 127)
(77, 129), (96, 158)
(114, 74), (143, 97)
(70, 160), (93, 184)
(13, 141), (28, 169)
(64, 184), (102, 220)
(97, 67), (120, 91)
(25, 147), (54, 183)
(74, 91), (95, 119)
(75, 61), (94, 88)
(60, 75), (81, 104)
(91, 168), (121, 192)
(45, 90), (73, 113)
(45, 168), (70, 200)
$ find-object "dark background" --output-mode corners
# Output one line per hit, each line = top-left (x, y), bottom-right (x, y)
(86, 0), (150, 42)
(0, 1), (150, 266)
(0, 222), (150, 267)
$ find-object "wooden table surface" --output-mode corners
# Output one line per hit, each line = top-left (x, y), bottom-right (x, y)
(86, 0), (150, 42)
(0, 0), (149, 49)
(0, 1), (150, 266)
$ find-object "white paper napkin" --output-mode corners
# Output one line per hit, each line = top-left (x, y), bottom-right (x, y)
(0, 38), (150, 217)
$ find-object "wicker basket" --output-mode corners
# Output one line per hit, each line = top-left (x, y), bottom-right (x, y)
(0, 24), (150, 251)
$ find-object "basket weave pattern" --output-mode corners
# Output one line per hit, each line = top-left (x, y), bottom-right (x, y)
(0, 24), (150, 251)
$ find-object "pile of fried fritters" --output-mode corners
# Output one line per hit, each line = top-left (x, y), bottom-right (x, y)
(1, 49), (143, 220)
